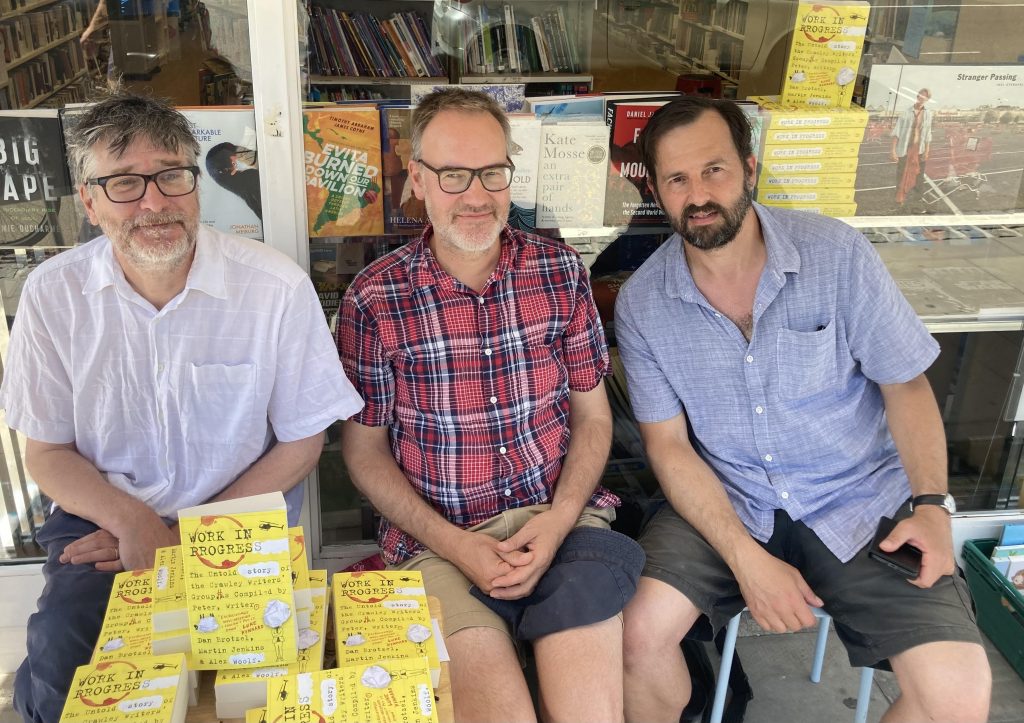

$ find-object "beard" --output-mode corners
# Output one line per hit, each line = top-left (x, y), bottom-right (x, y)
(426, 195), (508, 255)
(670, 183), (754, 252)
(103, 211), (199, 271)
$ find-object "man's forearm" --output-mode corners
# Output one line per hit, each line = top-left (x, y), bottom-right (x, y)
(881, 374), (948, 497)
(549, 399), (612, 524)
(209, 433), (324, 505)
(25, 440), (160, 539)
(340, 422), (464, 559)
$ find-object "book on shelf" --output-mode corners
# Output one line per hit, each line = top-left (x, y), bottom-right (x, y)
(507, 114), (542, 233)
(461, 3), (580, 75)
(303, 106), (385, 238)
(603, 98), (674, 227)
(381, 105), (426, 232)
(265, 658), (439, 723)
(60, 653), (189, 723)
(289, 526), (313, 629)
(178, 107), (263, 241)
(779, 1), (870, 108)
(0, 108), (77, 245)
(535, 116), (609, 229)
(332, 570), (442, 688)
(177, 491), (299, 670)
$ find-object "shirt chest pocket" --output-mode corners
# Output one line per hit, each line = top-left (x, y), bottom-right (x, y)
(182, 363), (257, 444)
(776, 323), (837, 401)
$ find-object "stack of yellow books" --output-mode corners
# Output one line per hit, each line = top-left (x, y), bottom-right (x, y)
(750, 96), (868, 217)
(265, 658), (439, 723)
(60, 653), (189, 723)
(332, 570), (441, 688)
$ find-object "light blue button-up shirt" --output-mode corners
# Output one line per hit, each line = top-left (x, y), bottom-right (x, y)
(614, 203), (939, 562)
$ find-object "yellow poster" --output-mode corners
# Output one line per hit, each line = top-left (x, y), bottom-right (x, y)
(780, 2), (870, 108)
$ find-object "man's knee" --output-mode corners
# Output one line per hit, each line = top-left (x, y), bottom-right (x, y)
(893, 641), (991, 722)
(623, 578), (700, 667)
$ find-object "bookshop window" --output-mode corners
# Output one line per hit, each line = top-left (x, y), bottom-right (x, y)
(0, 0), (257, 561)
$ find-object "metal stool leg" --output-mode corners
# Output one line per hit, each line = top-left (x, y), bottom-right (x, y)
(810, 613), (831, 683)
(709, 612), (742, 723)
(854, 666), (874, 723)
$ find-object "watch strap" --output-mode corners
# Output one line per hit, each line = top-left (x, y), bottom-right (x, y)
(911, 494), (952, 512)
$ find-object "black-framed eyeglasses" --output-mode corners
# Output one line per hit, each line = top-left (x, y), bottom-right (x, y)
(87, 166), (200, 203)
(416, 158), (515, 194)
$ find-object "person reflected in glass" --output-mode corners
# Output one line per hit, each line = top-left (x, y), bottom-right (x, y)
(890, 88), (934, 210)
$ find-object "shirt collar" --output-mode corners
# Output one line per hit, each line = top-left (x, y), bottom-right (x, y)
(408, 223), (521, 293)
(82, 225), (228, 300)
(664, 202), (801, 301)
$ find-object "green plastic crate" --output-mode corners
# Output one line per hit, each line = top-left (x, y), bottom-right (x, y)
(963, 538), (1024, 680)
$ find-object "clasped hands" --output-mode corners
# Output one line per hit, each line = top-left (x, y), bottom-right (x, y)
(59, 517), (180, 572)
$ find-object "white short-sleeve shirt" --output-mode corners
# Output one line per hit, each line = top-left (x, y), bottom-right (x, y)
(0, 225), (363, 517)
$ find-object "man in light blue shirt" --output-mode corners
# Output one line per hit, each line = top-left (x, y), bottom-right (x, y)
(616, 96), (989, 723)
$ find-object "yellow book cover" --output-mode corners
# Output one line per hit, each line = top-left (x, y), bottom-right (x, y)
(760, 157), (860, 175)
(779, 2), (870, 108)
(308, 569), (327, 593)
(266, 658), (438, 723)
(214, 589), (329, 717)
(152, 545), (188, 634)
(762, 143), (861, 160)
(60, 653), (188, 723)
(304, 107), (385, 238)
(245, 708), (267, 723)
(757, 200), (858, 217)
(290, 526), (313, 628)
(758, 188), (856, 204)
(749, 96), (869, 129)
(763, 126), (866, 145)
(332, 571), (441, 687)
(178, 491), (298, 670)
(758, 172), (859, 189)
(92, 570), (155, 663)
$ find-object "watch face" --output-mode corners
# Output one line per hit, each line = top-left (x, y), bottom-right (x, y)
(943, 494), (957, 514)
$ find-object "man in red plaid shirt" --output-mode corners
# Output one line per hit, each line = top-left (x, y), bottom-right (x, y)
(338, 88), (643, 722)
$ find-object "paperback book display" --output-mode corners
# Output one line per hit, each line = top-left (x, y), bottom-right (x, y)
(92, 570), (155, 664)
(536, 117), (609, 229)
(266, 657), (438, 723)
(751, 96), (867, 217)
(180, 107), (264, 240)
(380, 106), (427, 233)
(779, 2), (870, 108)
(303, 107), (385, 238)
(332, 570), (442, 688)
(603, 98), (671, 227)
(60, 653), (190, 723)
(177, 492), (299, 670)
(508, 114), (542, 232)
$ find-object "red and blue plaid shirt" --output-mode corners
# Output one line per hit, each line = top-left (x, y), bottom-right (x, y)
(338, 225), (619, 564)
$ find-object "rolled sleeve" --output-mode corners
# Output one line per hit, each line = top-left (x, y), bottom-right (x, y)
(845, 235), (939, 384)
(561, 260), (611, 392)
(268, 277), (363, 441)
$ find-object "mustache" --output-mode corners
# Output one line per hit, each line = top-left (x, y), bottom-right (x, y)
(453, 203), (498, 216)
(124, 212), (189, 230)
(683, 202), (727, 218)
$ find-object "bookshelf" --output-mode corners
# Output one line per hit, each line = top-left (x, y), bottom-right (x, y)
(0, 0), (97, 109)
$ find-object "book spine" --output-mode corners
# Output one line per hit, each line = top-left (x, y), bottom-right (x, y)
(503, 5), (519, 72)
(530, 17), (550, 72)
(391, 13), (427, 77)
(408, 11), (444, 77)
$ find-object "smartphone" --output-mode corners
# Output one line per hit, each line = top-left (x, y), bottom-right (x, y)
(868, 516), (922, 578)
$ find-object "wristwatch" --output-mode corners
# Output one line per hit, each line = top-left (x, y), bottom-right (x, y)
(910, 493), (957, 514)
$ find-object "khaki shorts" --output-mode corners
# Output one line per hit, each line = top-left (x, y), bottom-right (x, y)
(391, 505), (615, 639)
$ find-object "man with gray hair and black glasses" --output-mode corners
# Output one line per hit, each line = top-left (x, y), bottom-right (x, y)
(1, 91), (363, 722)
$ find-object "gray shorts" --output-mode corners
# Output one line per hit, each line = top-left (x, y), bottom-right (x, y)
(640, 502), (982, 669)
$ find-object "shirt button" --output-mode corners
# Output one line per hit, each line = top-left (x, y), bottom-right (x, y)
(715, 313), (722, 318)
(489, 396), (497, 404)
(781, 491), (790, 500)
(499, 446), (507, 454)
(484, 348), (492, 356)
(764, 454), (773, 462)
(504, 489), (512, 497)
(755, 406), (763, 414)
(478, 296), (485, 304)
(746, 355), (754, 363)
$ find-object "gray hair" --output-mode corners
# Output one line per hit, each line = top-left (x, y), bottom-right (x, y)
(65, 90), (200, 185)
(410, 87), (513, 160)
